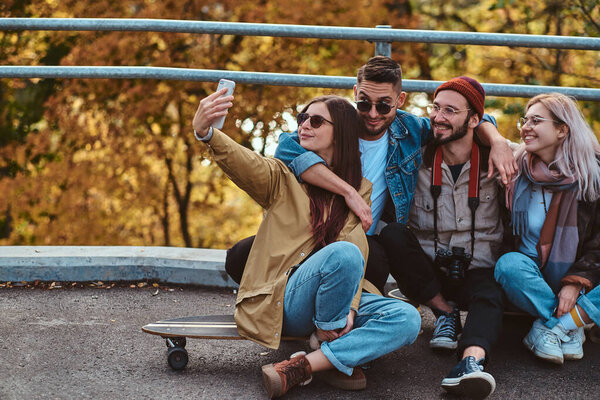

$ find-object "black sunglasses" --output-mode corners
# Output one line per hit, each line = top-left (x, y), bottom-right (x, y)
(356, 100), (394, 115)
(297, 113), (334, 128)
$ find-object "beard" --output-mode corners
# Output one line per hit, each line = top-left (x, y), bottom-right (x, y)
(359, 116), (394, 138)
(433, 117), (469, 146)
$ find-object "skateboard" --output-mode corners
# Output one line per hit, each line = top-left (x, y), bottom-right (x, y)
(142, 314), (305, 370)
(387, 288), (421, 310)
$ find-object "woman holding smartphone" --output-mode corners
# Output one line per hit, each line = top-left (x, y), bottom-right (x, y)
(495, 93), (600, 364)
(192, 89), (420, 398)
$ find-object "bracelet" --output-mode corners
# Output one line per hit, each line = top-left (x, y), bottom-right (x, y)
(194, 126), (213, 142)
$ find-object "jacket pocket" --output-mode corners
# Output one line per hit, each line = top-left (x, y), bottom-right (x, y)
(235, 283), (274, 306)
(412, 192), (457, 233)
(412, 194), (435, 231)
(399, 150), (422, 175)
(399, 151), (422, 196)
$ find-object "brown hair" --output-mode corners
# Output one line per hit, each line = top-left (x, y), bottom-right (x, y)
(357, 56), (403, 93)
(301, 96), (362, 247)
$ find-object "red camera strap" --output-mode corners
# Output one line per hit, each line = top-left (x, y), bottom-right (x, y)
(430, 142), (481, 255)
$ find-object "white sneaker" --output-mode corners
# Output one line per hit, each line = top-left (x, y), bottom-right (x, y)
(561, 326), (585, 360)
(523, 319), (563, 364)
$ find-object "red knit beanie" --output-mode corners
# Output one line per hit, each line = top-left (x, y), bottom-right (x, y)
(434, 76), (485, 120)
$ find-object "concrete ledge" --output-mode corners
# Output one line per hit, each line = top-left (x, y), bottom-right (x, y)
(0, 246), (238, 288)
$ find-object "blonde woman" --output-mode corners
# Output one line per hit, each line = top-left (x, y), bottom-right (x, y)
(495, 93), (600, 364)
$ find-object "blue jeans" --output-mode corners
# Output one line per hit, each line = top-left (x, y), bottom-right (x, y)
(282, 241), (421, 376)
(495, 252), (600, 328)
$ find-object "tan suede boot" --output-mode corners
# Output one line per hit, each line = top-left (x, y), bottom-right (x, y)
(261, 353), (312, 398)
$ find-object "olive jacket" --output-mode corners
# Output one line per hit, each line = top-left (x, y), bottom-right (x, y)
(205, 129), (376, 349)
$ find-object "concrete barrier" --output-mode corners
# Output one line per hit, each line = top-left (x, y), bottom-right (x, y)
(0, 246), (238, 288)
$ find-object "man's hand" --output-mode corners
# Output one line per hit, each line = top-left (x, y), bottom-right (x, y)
(488, 139), (517, 185)
(344, 189), (372, 232)
(556, 284), (582, 318)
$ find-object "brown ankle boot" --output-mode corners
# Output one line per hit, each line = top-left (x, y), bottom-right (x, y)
(262, 354), (312, 398)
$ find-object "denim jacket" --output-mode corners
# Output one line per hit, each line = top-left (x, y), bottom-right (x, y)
(275, 109), (496, 225)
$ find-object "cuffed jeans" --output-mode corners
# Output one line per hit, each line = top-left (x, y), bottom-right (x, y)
(282, 241), (421, 376)
(495, 251), (600, 328)
(379, 223), (504, 360)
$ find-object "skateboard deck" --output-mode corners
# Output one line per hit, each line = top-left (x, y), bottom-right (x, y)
(143, 315), (243, 340)
(142, 314), (306, 370)
(387, 288), (420, 310)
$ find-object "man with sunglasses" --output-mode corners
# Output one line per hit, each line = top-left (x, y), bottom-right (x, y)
(271, 57), (515, 292)
(378, 76), (507, 399)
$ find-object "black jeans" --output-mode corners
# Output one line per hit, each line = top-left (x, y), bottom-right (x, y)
(379, 222), (504, 361)
(224, 235), (390, 294)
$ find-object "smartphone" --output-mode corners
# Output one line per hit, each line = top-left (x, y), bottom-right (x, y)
(211, 79), (236, 129)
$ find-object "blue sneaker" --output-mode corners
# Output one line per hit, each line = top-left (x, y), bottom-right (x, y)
(441, 356), (496, 399)
(430, 307), (461, 350)
(523, 319), (563, 364)
(561, 326), (585, 361)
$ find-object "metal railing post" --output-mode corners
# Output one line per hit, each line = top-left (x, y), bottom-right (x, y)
(374, 25), (392, 57)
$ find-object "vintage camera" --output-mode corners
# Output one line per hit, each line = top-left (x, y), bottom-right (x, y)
(434, 246), (472, 284)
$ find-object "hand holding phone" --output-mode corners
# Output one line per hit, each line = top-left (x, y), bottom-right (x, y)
(211, 79), (236, 129)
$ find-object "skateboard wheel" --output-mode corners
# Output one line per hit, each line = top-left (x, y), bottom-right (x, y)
(590, 326), (600, 344)
(165, 337), (187, 349)
(168, 347), (189, 370)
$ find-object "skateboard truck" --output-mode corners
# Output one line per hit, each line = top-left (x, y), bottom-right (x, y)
(143, 315), (306, 371)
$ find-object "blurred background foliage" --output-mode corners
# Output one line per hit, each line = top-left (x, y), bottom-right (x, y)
(0, 0), (598, 248)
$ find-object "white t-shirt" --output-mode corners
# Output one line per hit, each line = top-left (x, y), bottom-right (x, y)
(359, 132), (389, 235)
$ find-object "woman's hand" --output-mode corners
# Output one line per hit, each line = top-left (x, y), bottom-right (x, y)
(315, 309), (357, 342)
(192, 88), (233, 138)
(556, 284), (582, 318)
(338, 309), (356, 337)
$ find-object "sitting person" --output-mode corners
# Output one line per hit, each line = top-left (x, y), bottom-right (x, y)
(192, 90), (421, 398)
(495, 93), (600, 365)
(379, 77), (506, 400)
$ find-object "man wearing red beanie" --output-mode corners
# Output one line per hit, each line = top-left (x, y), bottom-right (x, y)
(378, 76), (505, 399)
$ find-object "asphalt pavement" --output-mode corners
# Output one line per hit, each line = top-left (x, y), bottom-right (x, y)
(1, 283), (598, 399)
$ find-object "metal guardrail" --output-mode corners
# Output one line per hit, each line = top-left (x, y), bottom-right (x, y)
(1, 18), (599, 100)
(1, 66), (598, 100)
(1, 18), (599, 50)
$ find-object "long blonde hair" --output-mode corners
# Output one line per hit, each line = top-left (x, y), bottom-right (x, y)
(514, 93), (600, 201)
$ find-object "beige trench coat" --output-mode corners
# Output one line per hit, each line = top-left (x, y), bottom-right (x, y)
(206, 129), (378, 349)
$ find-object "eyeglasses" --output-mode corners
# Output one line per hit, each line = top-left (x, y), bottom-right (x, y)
(356, 100), (395, 115)
(517, 116), (559, 131)
(427, 104), (470, 119)
(297, 113), (334, 129)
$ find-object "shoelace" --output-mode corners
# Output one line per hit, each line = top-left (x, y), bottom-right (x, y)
(465, 356), (485, 373)
(433, 312), (458, 338)
(280, 358), (309, 387)
(542, 328), (560, 345)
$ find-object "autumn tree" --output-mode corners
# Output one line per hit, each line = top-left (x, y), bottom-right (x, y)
(0, 0), (596, 248)
(0, 0), (419, 248)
